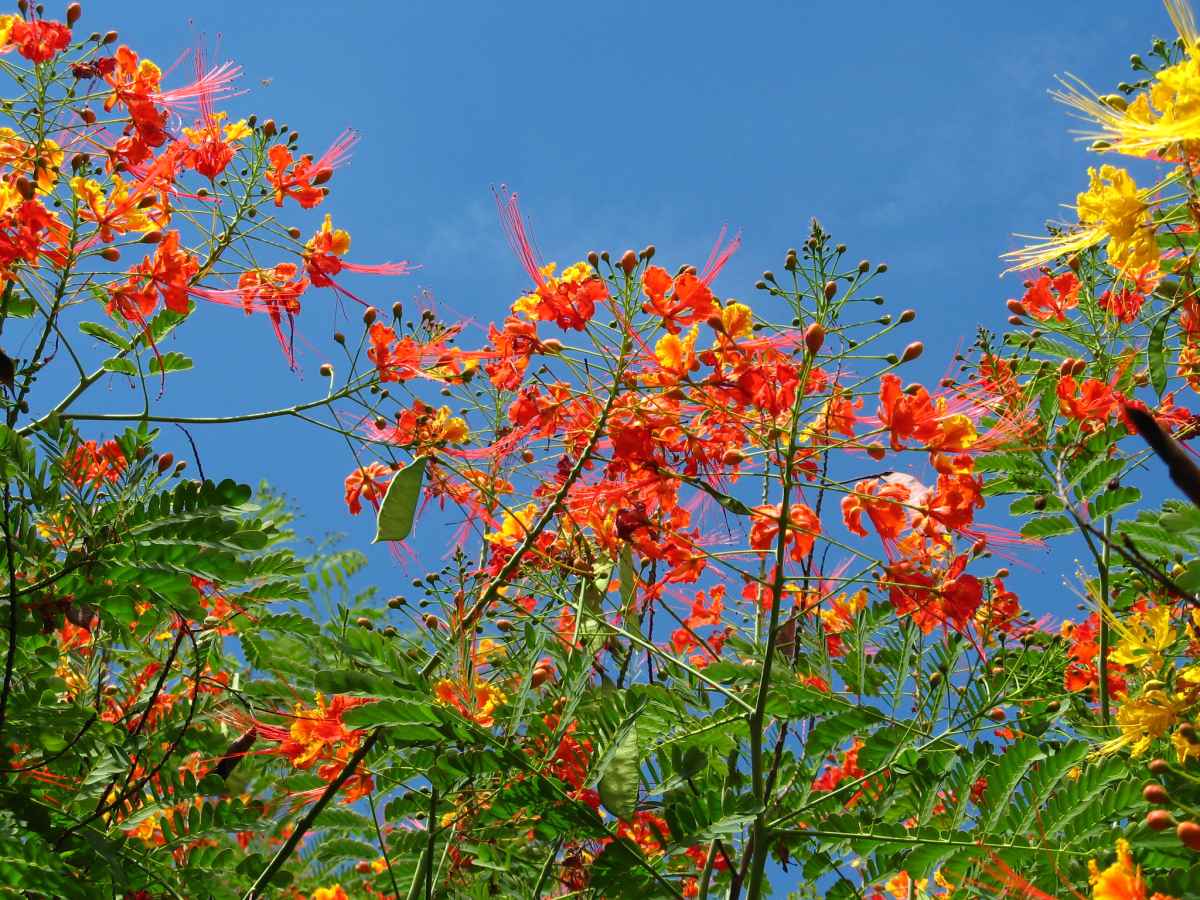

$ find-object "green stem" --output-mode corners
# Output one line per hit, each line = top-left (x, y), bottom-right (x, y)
(1098, 514), (1113, 726)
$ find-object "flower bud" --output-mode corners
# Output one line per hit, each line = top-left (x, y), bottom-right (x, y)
(521, 449), (535, 464)
(362, 306), (377, 326)
(901, 341), (924, 363)
(355, 616), (373, 630)
(876, 263), (889, 273)
(286, 226), (301, 239)
(173, 460), (187, 475)
(1130, 53), (1145, 70)
(99, 246), (120, 262)
(866, 442), (886, 461)
(541, 338), (564, 354)
(1006, 299), (1026, 316)
(319, 363), (333, 377)
(804, 323), (825, 356)
(1178, 820), (1200, 851)
(156, 452), (174, 473)
(333, 331), (346, 344)
(102, 30), (117, 44)
(858, 259), (870, 273)
(1032, 495), (1047, 511)
(387, 596), (406, 608)
(1179, 723), (1197, 742)
(66, 2), (81, 24)
(392, 301), (403, 321)
(422, 614), (440, 630)
(1071, 358), (1087, 376)
(898, 308), (915, 323)
(531, 664), (555, 688)
(706, 313), (725, 332)
(70, 152), (88, 171)
(722, 448), (745, 466)
(1147, 810), (1175, 831)
(14, 176), (34, 201)
(823, 280), (838, 300)
(140, 230), (162, 244)
(1144, 782), (1170, 805)
(79, 107), (95, 125)
(312, 168), (333, 186)
(640, 244), (655, 260)
(987, 707), (1005, 721)
(619, 249), (638, 276)
(1149, 758), (1170, 776)
(261, 118), (277, 138)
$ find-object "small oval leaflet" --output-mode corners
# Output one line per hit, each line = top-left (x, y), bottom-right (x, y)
(373, 456), (427, 543)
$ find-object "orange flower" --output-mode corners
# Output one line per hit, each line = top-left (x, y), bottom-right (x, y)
(749, 502), (820, 562)
(1017, 272), (1079, 322)
(616, 811), (670, 857)
(264, 130), (356, 208)
(1057, 375), (1117, 428)
(107, 231), (199, 321)
(343, 462), (393, 515)
(9, 18), (71, 63)
(1089, 838), (1178, 900)
(63, 439), (126, 489)
(433, 678), (506, 727)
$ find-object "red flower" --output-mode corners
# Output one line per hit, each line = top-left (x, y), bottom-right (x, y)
(265, 130), (356, 208)
(616, 812), (670, 857)
(343, 462), (393, 515)
(885, 553), (983, 635)
(63, 439), (126, 489)
(1056, 375), (1116, 429)
(749, 502), (820, 562)
(1098, 286), (1145, 324)
(10, 18), (71, 63)
(1018, 272), (1079, 322)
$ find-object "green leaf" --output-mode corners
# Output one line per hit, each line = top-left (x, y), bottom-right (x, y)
(373, 456), (426, 543)
(79, 321), (130, 351)
(101, 357), (138, 376)
(598, 718), (641, 820)
(1091, 485), (1141, 519)
(1020, 515), (1075, 539)
(148, 351), (193, 375)
(1149, 312), (1168, 396)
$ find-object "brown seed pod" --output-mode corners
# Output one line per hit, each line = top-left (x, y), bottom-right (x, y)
(1143, 782), (1170, 805)
(804, 323), (825, 356)
(1147, 809), (1175, 831)
(1178, 820), (1200, 851)
(619, 249), (638, 276)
